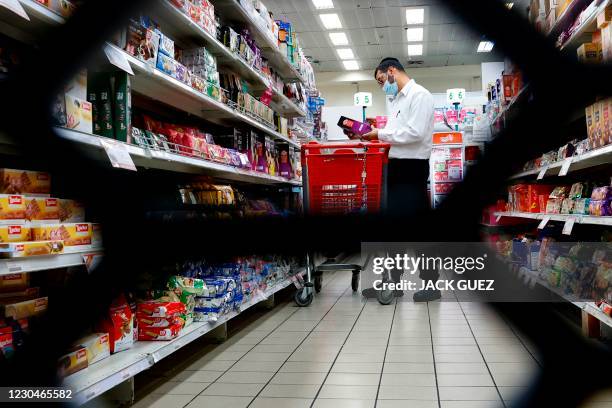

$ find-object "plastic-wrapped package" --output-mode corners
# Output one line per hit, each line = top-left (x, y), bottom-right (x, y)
(137, 301), (186, 318)
(573, 198), (591, 215)
(589, 200), (612, 216)
(591, 186), (612, 201)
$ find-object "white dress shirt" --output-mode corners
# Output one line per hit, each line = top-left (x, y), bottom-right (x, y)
(378, 79), (434, 160)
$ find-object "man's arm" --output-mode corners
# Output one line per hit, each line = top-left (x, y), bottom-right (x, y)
(377, 91), (434, 144)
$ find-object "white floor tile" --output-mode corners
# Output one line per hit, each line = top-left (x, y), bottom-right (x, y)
(216, 371), (275, 384)
(279, 361), (334, 373)
(437, 374), (494, 386)
(312, 399), (374, 408)
(260, 384), (320, 399)
(383, 362), (435, 374)
(317, 385), (378, 399)
(149, 381), (209, 395)
(185, 395), (251, 408)
(249, 398), (312, 408)
(324, 372), (380, 386)
(271, 372), (328, 385)
(132, 394), (194, 408)
(380, 373), (436, 386)
(438, 387), (501, 401)
(377, 385), (437, 400)
(201, 382), (265, 397)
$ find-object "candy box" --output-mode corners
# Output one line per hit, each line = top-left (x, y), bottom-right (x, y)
(0, 195), (26, 223)
(97, 294), (134, 354)
(158, 32), (175, 58)
(0, 225), (30, 243)
(125, 20), (159, 68)
(0, 241), (64, 258)
(138, 323), (182, 341)
(57, 347), (88, 378)
(31, 223), (92, 249)
(112, 71), (132, 143)
(0, 169), (50, 195)
(65, 94), (93, 134)
(73, 333), (110, 365)
(3, 297), (48, 320)
(58, 199), (85, 223)
(25, 197), (60, 223)
(156, 53), (177, 78)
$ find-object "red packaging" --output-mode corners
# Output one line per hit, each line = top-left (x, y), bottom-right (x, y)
(136, 314), (184, 328)
(137, 301), (185, 318)
(528, 185), (554, 213)
(97, 294), (134, 354)
(138, 323), (182, 341)
(434, 172), (448, 182)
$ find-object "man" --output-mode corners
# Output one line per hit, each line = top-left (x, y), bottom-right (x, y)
(347, 57), (439, 302)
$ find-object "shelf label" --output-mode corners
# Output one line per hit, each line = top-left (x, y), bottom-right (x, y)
(103, 44), (134, 75)
(6, 261), (23, 273)
(538, 216), (551, 230)
(537, 167), (548, 180)
(100, 139), (137, 171)
(0, 0), (29, 20)
(562, 217), (576, 235)
(559, 158), (573, 177)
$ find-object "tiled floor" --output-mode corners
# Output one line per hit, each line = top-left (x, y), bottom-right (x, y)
(131, 270), (610, 408)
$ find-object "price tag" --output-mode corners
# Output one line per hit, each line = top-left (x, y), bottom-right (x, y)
(100, 139), (137, 171)
(495, 214), (503, 222)
(6, 261), (23, 273)
(558, 157), (573, 177)
(538, 216), (551, 230)
(537, 167), (548, 180)
(103, 44), (134, 75)
(562, 217), (576, 235)
(0, 0), (29, 20)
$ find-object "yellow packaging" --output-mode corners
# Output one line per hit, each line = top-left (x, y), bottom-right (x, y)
(25, 197), (60, 223)
(597, 6), (612, 29)
(0, 225), (30, 242)
(65, 94), (93, 134)
(0, 241), (64, 258)
(31, 223), (92, 248)
(593, 101), (603, 148)
(74, 333), (110, 365)
(58, 347), (88, 378)
(586, 103), (594, 142)
(0, 194), (26, 222)
(0, 274), (29, 293)
(58, 199), (86, 223)
(577, 43), (601, 63)
(0, 169), (51, 194)
(4, 296), (48, 319)
(604, 98), (612, 145)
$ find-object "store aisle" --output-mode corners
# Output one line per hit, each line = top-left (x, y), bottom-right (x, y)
(131, 270), (605, 408)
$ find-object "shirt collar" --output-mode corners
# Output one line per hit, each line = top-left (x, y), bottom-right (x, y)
(399, 79), (416, 97)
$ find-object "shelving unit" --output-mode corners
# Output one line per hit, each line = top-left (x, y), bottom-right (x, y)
(63, 270), (304, 406)
(0, 0), (63, 43)
(0, 250), (103, 276)
(494, 211), (612, 226)
(55, 127), (301, 186)
(559, 0), (611, 52)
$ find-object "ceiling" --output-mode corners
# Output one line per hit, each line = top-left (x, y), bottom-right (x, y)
(264, 0), (529, 71)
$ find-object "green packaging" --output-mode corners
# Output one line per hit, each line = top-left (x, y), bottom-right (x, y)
(87, 75), (100, 135)
(96, 73), (114, 138)
(112, 72), (131, 143)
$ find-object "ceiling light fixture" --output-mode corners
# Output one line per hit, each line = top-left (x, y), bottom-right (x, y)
(329, 32), (349, 45)
(343, 60), (360, 70)
(406, 27), (424, 42)
(405, 8), (425, 25)
(311, 0), (334, 9)
(407, 44), (423, 56)
(319, 13), (342, 29)
(506, 2), (514, 9)
(336, 48), (355, 59)
(477, 41), (495, 52)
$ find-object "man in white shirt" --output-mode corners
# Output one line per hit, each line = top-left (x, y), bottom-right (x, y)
(349, 58), (438, 302)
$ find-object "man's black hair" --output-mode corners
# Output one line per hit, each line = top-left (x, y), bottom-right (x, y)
(374, 58), (405, 78)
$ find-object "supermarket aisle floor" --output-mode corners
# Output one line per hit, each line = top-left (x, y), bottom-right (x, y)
(132, 270), (610, 408)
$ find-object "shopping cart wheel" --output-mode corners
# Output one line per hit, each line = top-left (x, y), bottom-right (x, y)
(314, 275), (323, 293)
(377, 289), (394, 305)
(351, 271), (359, 292)
(294, 287), (314, 307)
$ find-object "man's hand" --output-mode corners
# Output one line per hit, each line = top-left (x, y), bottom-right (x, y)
(361, 127), (379, 141)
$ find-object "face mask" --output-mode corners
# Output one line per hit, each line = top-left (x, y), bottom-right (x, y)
(383, 73), (399, 96)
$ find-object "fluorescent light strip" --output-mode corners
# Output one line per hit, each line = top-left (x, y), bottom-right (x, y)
(311, 0), (334, 9)
(406, 27), (423, 42)
(405, 8), (424, 25)
(329, 32), (349, 45)
(336, 48), (355, 59)
(343, 60), (359, 70)
(407, 44), (423, 56)
(319, 13), (342, 29)
(477, 41), (494, 52)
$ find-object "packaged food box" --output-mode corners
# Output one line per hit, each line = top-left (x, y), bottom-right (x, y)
(137, 301), (186, 318)
(156, 52), (177, 78)
(577, 43), (600, 63)
(0, 274), (29, 293)
(25, 197), (60, 223)
(0, 241), (64, 258)
(65, 94), (93, 134)
(31, 223), (92, 249)
(138, 323), (182, 341)
(74, 333), (110, 365)
(136, 314), (185, 328)
(0, 194), (26, 223)
(57, 347), (88, 378)
(0, 225), (30, 243)
(3, 297), (48, 320)
(58, 199), (85, 223)
(125, 20), (160, 68)
(92, 223), (103, 248)
(97, 294), (134, 354)
(0, 169), (51, 194)
(113, 72), (132, 143)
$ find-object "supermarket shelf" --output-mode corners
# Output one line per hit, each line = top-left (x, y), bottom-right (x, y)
(214, 0), (305, 83)
(560, 0), (610, 52)
(106, 43), (300, 148)
(64, 271), (304, 405)
(582, 301), (612, 328)
(0, 0), (64, 43)
(548, 0), (593, 38)
(494, 211), (612, 226)
(0, 250), (102, 276)
(271, 89), (307, 118)
(55, 127), (302, 186)
(491, 86), (529, 125)
(510, 144), (612, 179)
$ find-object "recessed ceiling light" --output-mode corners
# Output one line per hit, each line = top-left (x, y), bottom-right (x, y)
(405, 8), (424, 25)
(319, 13), (342, 29)
(343, 60), (360, 70)
(407, 44), (423, 56)
(477, 41), (494, 52)
(336, 48), (355, 59)
(329, 32), (349, 45)
(311, 0), (334, 9)
(506, 2), (514, 9)
(406, 27), (423, 42)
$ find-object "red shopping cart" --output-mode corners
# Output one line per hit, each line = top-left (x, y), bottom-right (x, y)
(293, 141), (391, 306)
